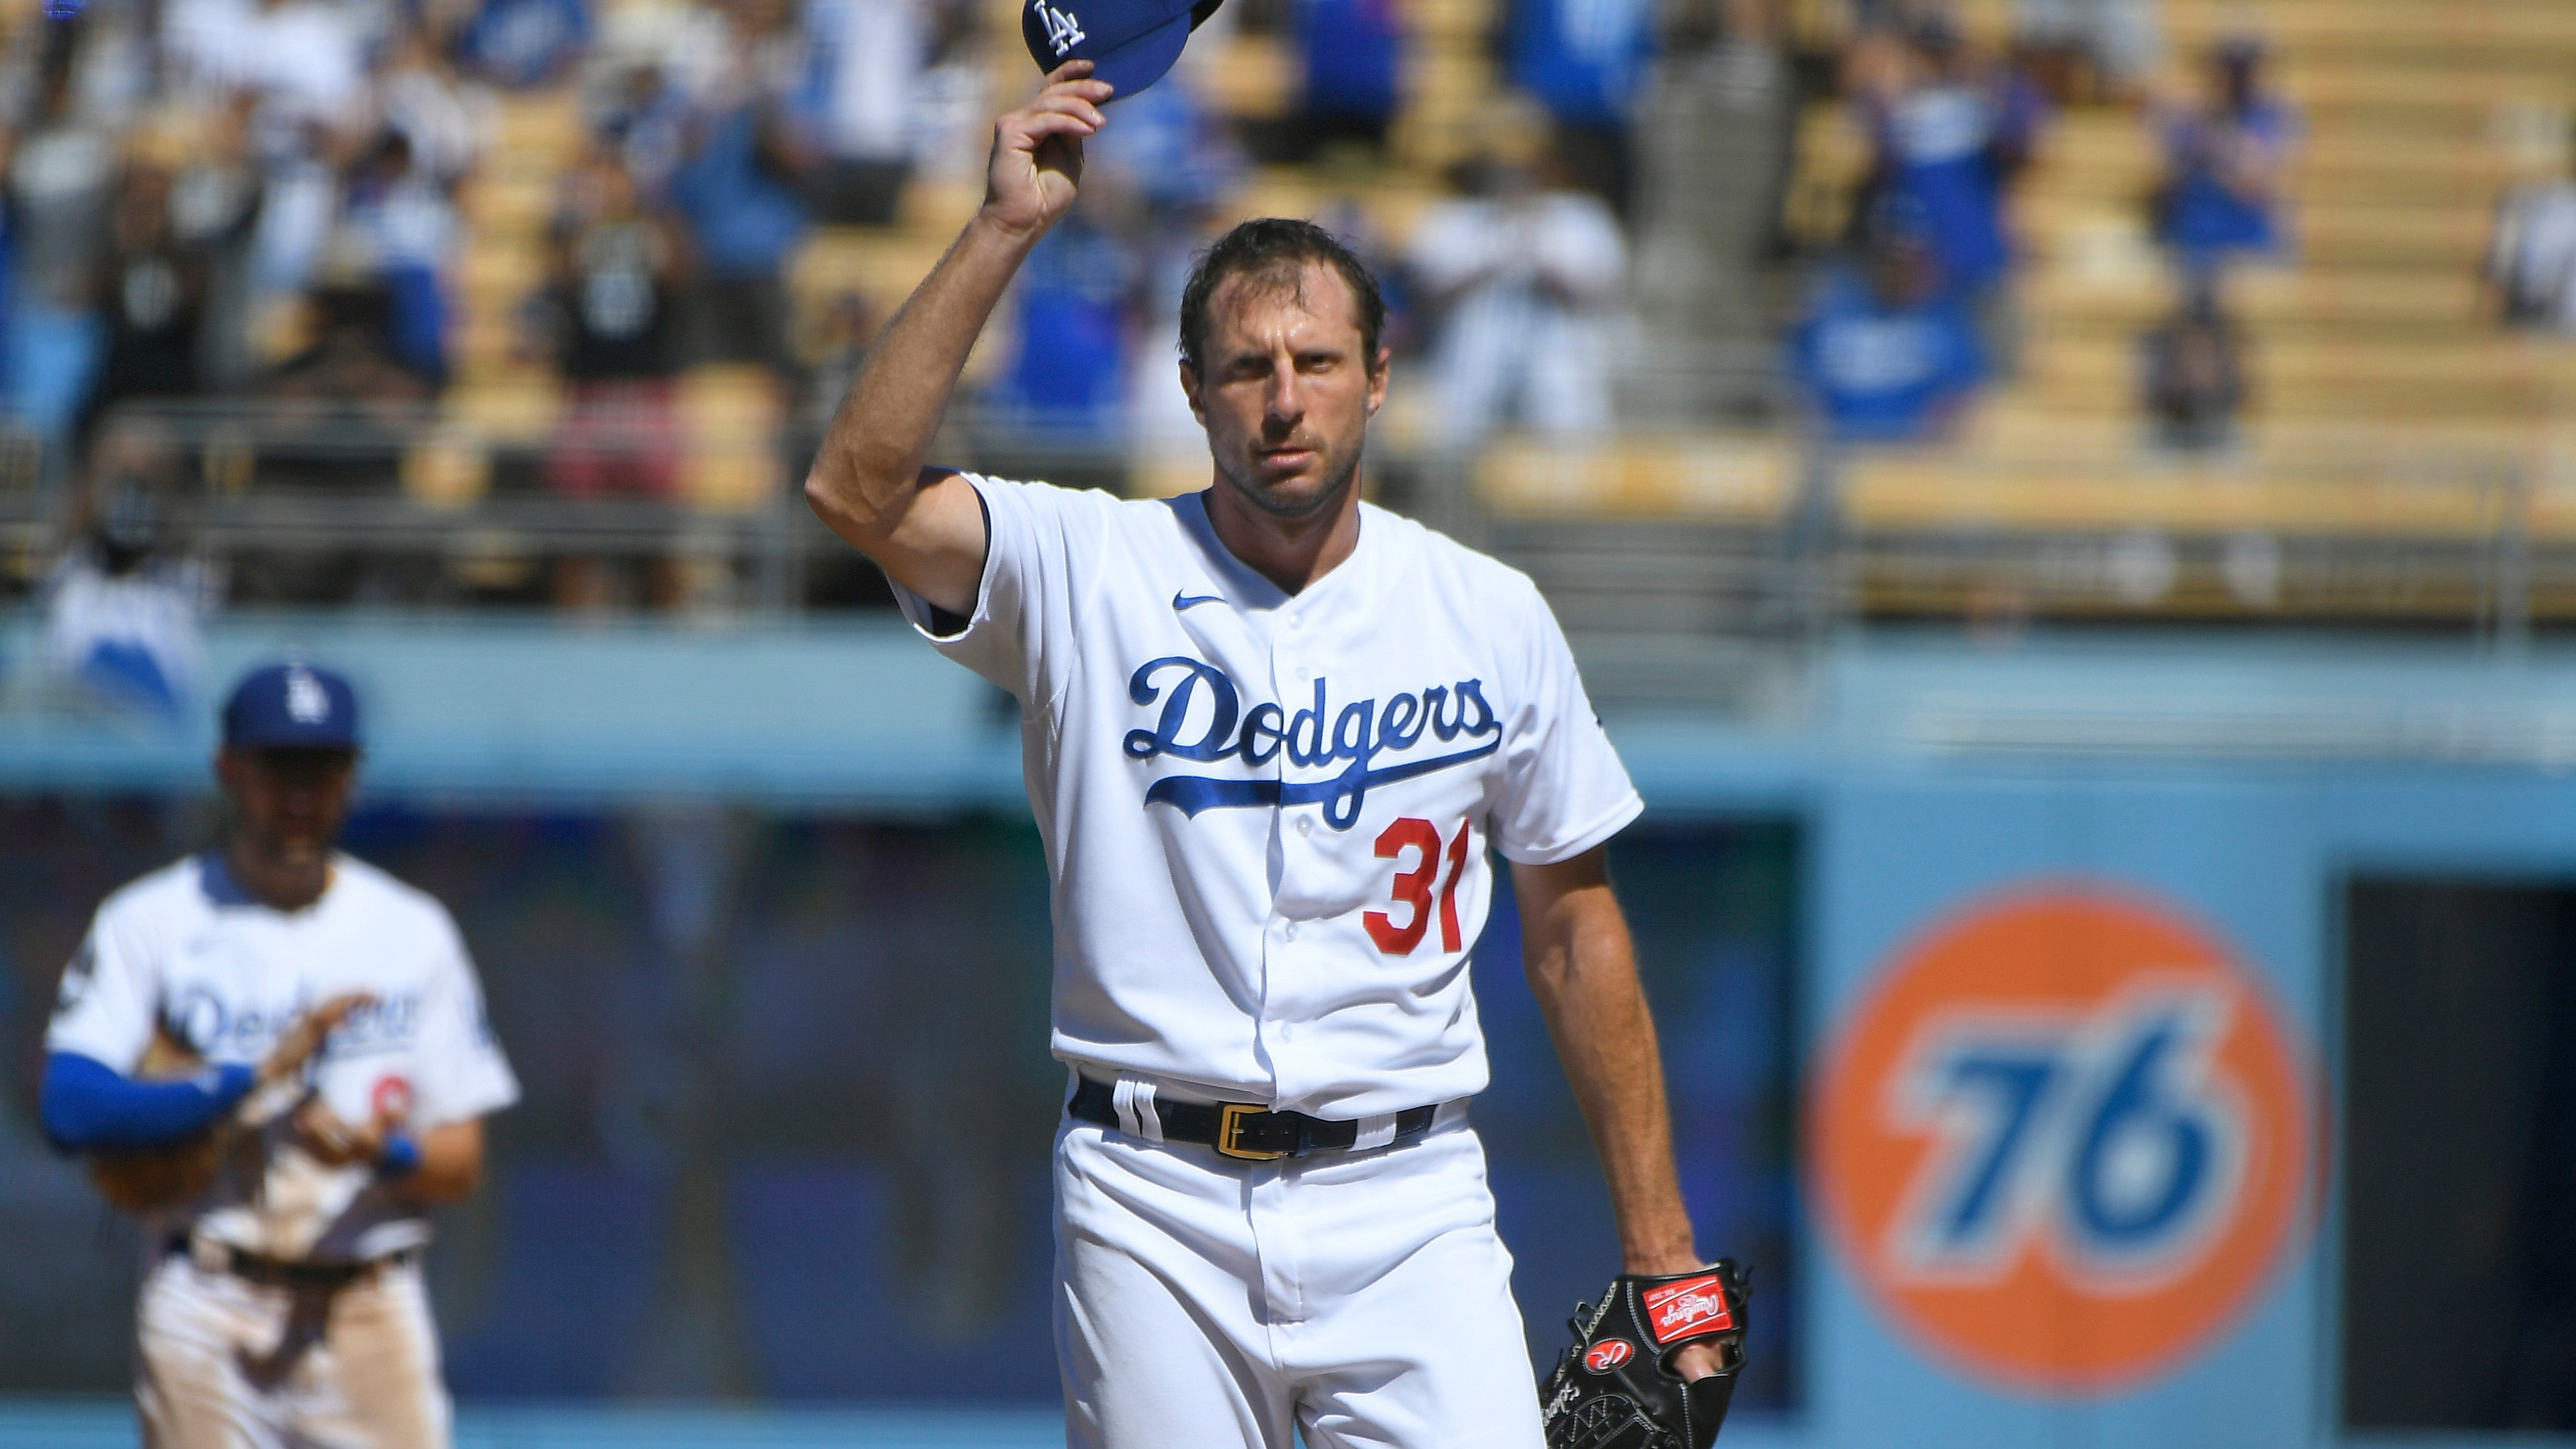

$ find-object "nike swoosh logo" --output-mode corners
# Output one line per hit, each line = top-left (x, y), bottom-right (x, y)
(1172, 590), (1224, 611)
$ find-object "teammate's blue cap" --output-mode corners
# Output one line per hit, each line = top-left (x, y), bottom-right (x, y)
(221, 663), (362, 751)
(1022, 0), (1223, 100)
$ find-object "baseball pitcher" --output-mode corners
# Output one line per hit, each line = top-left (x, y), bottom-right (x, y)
(804, 61), (1741, 1449)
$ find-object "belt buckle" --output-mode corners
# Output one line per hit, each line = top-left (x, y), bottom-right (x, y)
(1215, 1102), (1288, 1161)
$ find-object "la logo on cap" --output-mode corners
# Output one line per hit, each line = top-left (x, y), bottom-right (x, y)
(285, 667), (331, 725)
(1033, 0), (1085, 56)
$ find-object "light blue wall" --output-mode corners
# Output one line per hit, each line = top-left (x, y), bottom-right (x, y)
(1807, 772), (2331, 1449)
(10, 616), (2576, 1448)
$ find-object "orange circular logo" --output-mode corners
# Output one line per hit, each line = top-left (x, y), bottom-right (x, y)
(1812, 886), (2314, 1395)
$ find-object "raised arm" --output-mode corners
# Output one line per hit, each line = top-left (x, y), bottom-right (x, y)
(802, 62), (1112, 617)
(1515, 846), (1727, 1379)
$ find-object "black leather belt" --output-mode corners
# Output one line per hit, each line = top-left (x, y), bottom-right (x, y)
(1068, 1075), (1438, 1161)
(168, 1235), (417, 1291)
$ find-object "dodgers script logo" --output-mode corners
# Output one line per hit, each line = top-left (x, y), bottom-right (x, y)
(1812, 887), (2312, 1394)
(1032, 0), (1085, 56)
(1124, 657), (1503, 829)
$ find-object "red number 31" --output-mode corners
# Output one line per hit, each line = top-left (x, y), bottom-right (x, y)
(1364, 817), (1472, 955)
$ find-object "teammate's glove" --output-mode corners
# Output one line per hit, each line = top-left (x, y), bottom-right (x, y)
(84, 1028), (238, 1213)
(1540, 1261), (1749, 1449)
(86, 994), (367, 1213)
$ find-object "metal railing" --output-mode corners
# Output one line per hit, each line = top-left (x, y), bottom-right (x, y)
(2, 401), (2557, 654)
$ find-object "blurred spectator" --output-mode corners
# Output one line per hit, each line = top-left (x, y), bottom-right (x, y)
(593, 60), (694, 198)
(1500, 0), (1656, 219)
(43, 438), (210, 722)
(164, 0), (366, 129)
(1088, 75), (1247, 446)
(245, 120), (348, 328)
(1785, 195), (1985, 444)
(540, 148), (688, 496)
(457, 0), (593, 89)
(2150, 36), (2296, 277)
(2139, 282), (2246, 453)
(80, 163), (210, 446)
(2487, 149), (2576, 333)
(374, 23), (496, 185)
(991, 200), (1136, 438)
(796, 0), (926, 225)
(168, 96), (266, 391)
(904, 0), (993, 186)
(264, 275), (433, 431)
(8, 56), (118, 461)
(65, 1), (145, 115)
(1854, 16), (2043, 367)
(1289, 0), (1401, 161)
(1406, 146), (1627, 448)
(340, 130), (460, 386)
(666, 0), (814, 381)
(798, 288), (878, 431)
(2012, 0), (2158, 102)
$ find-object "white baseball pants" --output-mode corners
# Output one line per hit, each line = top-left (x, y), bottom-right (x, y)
(1054, 1104), (1546, 1449)
(135, 1249), (451, 1449)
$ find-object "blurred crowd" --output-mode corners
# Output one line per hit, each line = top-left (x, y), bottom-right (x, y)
(1785, 2), (2295, 453)
(0, 0), (995, 468)
(6, 0), (2333, 665)
(988, 0), (1673, 453)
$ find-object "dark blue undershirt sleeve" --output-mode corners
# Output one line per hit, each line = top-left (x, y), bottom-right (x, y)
(40, 1051), (256, 1153)
(920, 485), (993, 640)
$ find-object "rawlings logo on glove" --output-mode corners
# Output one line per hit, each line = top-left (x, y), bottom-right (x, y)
(1641, 1276), (1737, 1343)
(1540, 1261), (1749, 1449)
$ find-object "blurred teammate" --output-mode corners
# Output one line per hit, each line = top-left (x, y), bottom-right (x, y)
(41, 662), (519, 1449)
(805, 64), (1724, 1448)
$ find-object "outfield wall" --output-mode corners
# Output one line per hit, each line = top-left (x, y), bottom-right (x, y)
(3, 616), (2572, 1448)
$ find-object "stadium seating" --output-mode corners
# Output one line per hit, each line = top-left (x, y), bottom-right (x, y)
(1675, 0), (2576, 623)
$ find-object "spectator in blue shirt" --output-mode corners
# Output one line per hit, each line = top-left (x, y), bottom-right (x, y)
(991, 204), (1138, 440)
(456, 0), (590, 89)
(1290, 0), (1403, 159)
(667, 99), (812, 383)
(1859, 17), (2043, 311)
(1502, 0), (1657, 219)
(340, 130), (456, 388)
(1786, 196), (1986, 444)
(2151, 36), (2296, 278)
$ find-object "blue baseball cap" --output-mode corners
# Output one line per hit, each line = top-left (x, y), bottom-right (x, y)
(1022, 0), (1223, 99)
(221, 663), (362, 751)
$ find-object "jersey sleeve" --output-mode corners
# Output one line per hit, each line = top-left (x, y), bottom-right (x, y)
(1487, 578), (1644, 864)
(43, 900), (160, 1071)
(406, 912), (520, 1129)
(888, 473), (1110, 711)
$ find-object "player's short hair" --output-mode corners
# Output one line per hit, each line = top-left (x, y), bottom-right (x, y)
(1177, 218), (1387, 377)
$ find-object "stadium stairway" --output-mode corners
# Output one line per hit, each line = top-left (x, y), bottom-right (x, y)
(1621, 49), (1800, 427)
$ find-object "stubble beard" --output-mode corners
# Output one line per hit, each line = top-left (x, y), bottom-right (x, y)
(1212, 438), (1362, 524)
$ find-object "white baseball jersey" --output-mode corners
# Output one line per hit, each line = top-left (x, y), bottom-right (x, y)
(48, 851), (519, 1261)
(896, 476), (1641, 1119)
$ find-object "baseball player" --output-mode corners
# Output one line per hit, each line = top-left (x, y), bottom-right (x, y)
(803, 62), (1727, 1447)
(40, 662), (519, 1449)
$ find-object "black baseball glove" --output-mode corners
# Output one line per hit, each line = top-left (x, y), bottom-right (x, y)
(1540, 1261), (1750, 1449)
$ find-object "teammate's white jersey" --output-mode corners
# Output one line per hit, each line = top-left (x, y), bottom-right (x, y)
(47, 852), (520, 1261)
(897, 477), (1641, 1119)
